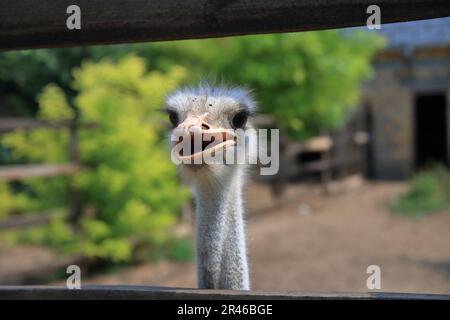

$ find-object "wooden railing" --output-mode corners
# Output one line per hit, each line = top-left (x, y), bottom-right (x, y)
(0, 285), (449, 300)
(254, 116), (368, 196)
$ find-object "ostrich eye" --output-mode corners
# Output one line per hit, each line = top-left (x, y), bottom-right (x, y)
(231, 111), (249, 129)
(167, 110), (179, 127)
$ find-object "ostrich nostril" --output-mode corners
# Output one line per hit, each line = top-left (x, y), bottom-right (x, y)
(188, 125), (202, 134)
(202, 123), (210, 130)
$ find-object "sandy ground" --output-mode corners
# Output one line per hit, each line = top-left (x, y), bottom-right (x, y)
(1, 179), (450, 294)
(79, 180), (450, 294)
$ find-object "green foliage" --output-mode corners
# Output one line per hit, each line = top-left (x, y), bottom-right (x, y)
(167, 238), (195, 262)
(0, 183), (42, 223)
(1, 56), (190, 262)
(0, 48), (89, 116)
(133, 31), (385, 139)
(0, 183), (17, 219)
(17, 215), (73, 250)
(390, 165), (450, 216)
(221, 31), (384, 139)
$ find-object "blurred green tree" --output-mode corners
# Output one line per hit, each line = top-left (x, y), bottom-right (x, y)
(1, 56), (190, 262)
(139, 31), (384, 139)
(210, 31), (384, 140)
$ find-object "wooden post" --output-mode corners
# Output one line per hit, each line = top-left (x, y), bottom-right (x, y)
(320, 148), (332, 194)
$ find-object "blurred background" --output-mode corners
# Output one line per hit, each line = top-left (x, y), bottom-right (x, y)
(0, 17), (449, 294)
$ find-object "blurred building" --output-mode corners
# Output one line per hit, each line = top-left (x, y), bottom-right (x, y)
(360, 17), (450, 179)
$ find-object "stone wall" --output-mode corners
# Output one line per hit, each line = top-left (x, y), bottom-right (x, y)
(363, 48), (450, 179)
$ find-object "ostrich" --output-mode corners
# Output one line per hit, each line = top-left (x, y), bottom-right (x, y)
(164, 84), (256, 290)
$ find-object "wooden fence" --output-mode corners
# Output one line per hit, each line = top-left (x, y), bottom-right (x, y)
(0, 118), (95, 229)
(254, 116), (369, 196)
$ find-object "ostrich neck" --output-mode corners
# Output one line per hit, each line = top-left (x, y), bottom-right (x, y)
(194, 170), (249, 290)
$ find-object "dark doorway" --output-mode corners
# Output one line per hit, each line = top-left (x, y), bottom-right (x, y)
(414, 93), (448, 168)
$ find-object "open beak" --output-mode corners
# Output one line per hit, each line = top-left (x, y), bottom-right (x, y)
(171, 114), (237, 162)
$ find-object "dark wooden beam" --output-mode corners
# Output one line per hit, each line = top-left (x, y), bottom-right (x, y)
(1, 1), (449, 51)
(0, 285), (449, 300)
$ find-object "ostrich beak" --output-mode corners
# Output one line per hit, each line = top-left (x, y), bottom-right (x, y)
(171, 114), (237, 163)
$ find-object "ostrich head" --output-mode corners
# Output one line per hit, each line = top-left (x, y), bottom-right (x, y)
(164, 83), (255, 290)
(164, 84), (257, 185)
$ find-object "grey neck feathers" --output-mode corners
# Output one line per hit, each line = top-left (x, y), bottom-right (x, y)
(193, 168), (249, 290)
